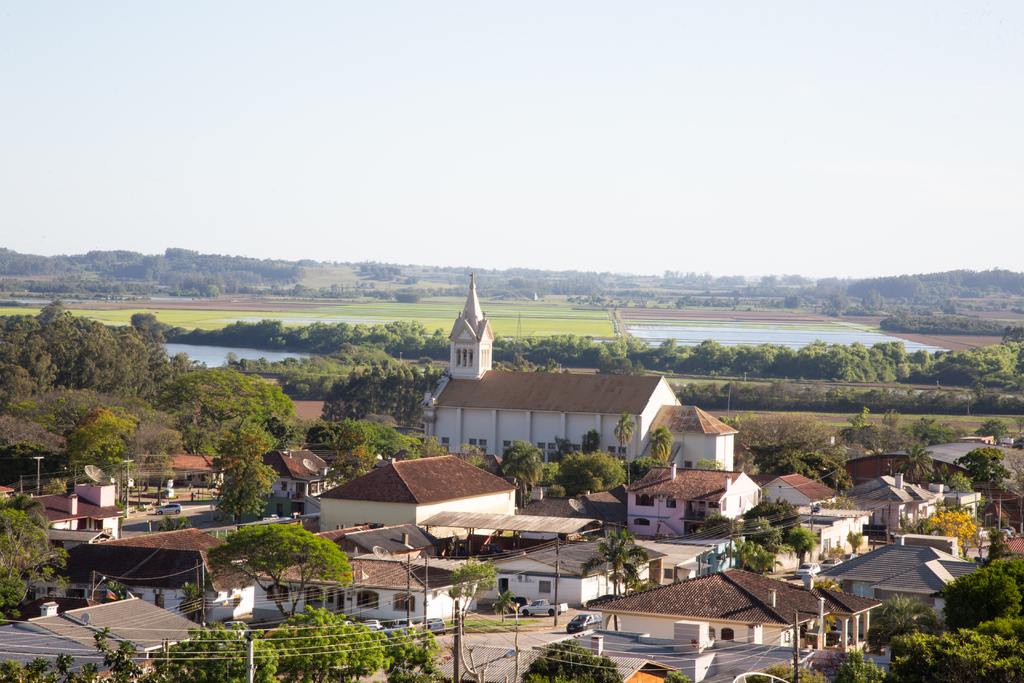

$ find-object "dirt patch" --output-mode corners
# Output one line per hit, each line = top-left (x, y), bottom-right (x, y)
(65, 297), (354, 313)
(293, 401), (325, 421)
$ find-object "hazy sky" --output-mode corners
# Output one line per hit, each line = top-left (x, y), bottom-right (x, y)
(2, 3), (1021, 279)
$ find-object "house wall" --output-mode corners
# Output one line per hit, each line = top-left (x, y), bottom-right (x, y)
(319, 491), (515, 531)
(627, 475), (760, 536)
(252, 582), (462, 623)
(602, 612), (790, 646)
(675, 434), (734, 472)
(49, 516), (120, 540)
(816, 514), (871, 557)
(486, 568), (617, 607)
(59, 583), (254, 623)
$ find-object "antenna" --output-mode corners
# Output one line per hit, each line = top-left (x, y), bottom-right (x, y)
(372, 546), (389, 559)
(302, 459), (316, 472)
(83, 466), (106, 484)
(569, 499), (586, 513)
(81, 613), (91, 624)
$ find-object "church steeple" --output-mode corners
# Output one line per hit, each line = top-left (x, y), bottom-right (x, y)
(449, 272), (493, 380)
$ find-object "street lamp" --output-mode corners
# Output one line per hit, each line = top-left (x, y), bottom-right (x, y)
(122, 459), (134, 508)
(32, 456), (44, 494)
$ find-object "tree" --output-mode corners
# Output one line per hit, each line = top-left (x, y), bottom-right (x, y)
(787, 527), (818, 565)
(888, 630), (1024, 683)
(160, 368), (294, 454)
(987, 528), (1011, 564)
(269, 608), (386, 683)
(0, 509), (68, 619)
(955, 448), (1011, 484)
(847, 530), (864, 553)
(742, 517), (785, 554)
(179, 582), (205, 623)
(155, 623), (280, 683)
(449, 559), (498, 620)
(975, 418), (1009, 440)
(493, 590), (517, 622)
(580, 530), (650, 599)
(747, 545), (780, 574)
(650, 426), (673, 461)
(900, 443), (934, 483)
(554, 451), (625, 496)
(156, 516), (193, 532)
(695, 458), (724, 470)
(64, 408), (137, 471)
(930, 508), (978, 559)
(384, 630), (442, 683)
(581, 429), (601, 454)
(627, 457), (662, 482)
(502, 440), (543, 508)
(736, 414), (850, 488)
(613, 413), (636, 459)
(943, 559), (1024, 630)
(215, 425), (278, 522)
(867, 595), (943, 648)
(525, 640), (623, 683)
(0, 493), (48, 528)
(832, 651), (884, 683)
(207, 524), (351, 618)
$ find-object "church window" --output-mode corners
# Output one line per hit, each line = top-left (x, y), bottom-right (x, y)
(469, 351), (474, 365)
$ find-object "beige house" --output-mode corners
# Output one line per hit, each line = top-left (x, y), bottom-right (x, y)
(34, 484), (122, 540)
(318, 456), (516, 531)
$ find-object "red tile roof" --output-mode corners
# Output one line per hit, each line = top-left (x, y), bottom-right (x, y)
(263, 450), (327, 479)
(435, 371), (668, 414)
(626, 468), (746, 502)
(34, 493), (121, 523)
(593, 569), (881, 625)
(321, 456), (515, 504)
(766, 474), (836, 502)
(1007, 537), (1024, 554)
(651, 405), (738, 435)
(349, 558), (454, 590)
(103, 528), (221, 551)
(170, 454), (219, 472)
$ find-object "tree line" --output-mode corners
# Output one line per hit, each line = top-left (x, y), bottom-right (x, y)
(880, 314), (1009, 336)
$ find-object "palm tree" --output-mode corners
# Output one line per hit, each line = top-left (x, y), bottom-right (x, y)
(614, 414), (636, 460)
(732, 538), (757, 571)
(867, 595), (943, 648)
(786, 527), (818, 566)
(179, 582), (205, 623)
(0, 493), (48, 528)
(650, 426), (674, 462)
(580, 530), (650, 598)
(900, 443), (934, 483)
(501, 440), (543, 508)
(748, 545), (780, 575)
(493, 590), (518, 623)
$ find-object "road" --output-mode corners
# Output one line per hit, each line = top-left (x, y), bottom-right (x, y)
(121, 498), (232, 535)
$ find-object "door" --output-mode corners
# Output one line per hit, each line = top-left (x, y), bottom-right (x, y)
(498, 578), (509, 594)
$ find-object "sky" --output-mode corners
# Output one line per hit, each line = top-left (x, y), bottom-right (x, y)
(1, 2), (1022, 279)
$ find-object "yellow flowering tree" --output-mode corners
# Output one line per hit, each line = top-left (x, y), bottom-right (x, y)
(930, 508), (978, 557)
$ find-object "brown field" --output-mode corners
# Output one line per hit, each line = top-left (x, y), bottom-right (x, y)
(64, 297), (358, 313)
(705, 410), (1013, 431)
(293, 400), (326, 420)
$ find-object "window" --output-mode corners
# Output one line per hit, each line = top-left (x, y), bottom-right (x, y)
(665, 498), (677, 508)
(636, 494), (654, 507)
(394, 594), (415, 612)
(305, 587), (324, 605)
(619, 447), (627, 454)
(635, 518), (651, 526)
(539, 581), (552, 594)
(721, 628), (735, 641)
(684, 461), (693, 468)
(709, 627), (716, 640)
(608, 446), (616, 453)
(479, 439), (487, 448)
(357, 591), (379, 609)
(155, 593), (165, 608)
(537, 442), (546, 449)
(504, 440), (512, 448)
(441, 437), (449, 444)
(281, 482), (287, 490)
(468, 439), (477, 445)
(572, 444), (580, 451)
(664, 568), (674, 580)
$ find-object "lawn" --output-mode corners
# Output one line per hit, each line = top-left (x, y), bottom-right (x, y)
(18, 298), (616, 337)
(462, 618), (541, 633)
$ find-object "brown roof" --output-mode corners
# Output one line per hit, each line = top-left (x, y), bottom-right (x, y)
(593, 569), (880, 625)
(1007, 537), (1024, 554)
(34, 493), (122, 523)
(320, 455), (515, 504)
(435, 371), (669, 414)
(764, 474), (837, 502)
(170, 454), (219, 472)
(19, 597), (99, 618)
(0, 485), (14, 493)
(652, 405), (738, 435)
(263, 450), (327, 479)
(102, 528), (221, 551)
(349, 558), (455, 590)
(626, 467), (746, 502)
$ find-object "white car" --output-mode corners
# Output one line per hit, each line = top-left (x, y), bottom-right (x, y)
(362, 619), (383, 631)
(796, 563), (821, 578)
(155, 503), (182, 515)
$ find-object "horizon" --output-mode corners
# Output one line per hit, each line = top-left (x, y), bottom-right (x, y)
(2, 3), (1021, 278)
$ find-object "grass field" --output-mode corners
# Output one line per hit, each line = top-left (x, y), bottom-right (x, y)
(21, 298), (616, 337)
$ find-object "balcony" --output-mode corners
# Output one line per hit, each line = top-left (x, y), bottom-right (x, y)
(683, 508), (708, 520)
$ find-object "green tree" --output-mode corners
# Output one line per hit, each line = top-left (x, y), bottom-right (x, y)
(64, 408), (138, 471)
(215, 425), (278, 522)
(0, 509), (68, 619)
(867, 595), (943, 648)
(847, 530), (864, 553)
(501, 440), (543, 508)
(155, 623), (280, 683)
(581, 429), (601, 454)
(269, 608), (385, 683)
(613, 413), (636, 459)
(888, 630), (1024, 683)
(747, 545), (780, 574)
(449, 559), (498, 620)
(900, 443), (934, 483)
(580, 530), (650, 600)
(943, 559), (1024, 630)
(178, 582), (205, 623)
(987, 528), (1011, 564)
(649, 426), (674, 461)
(786, 527), (818, 565)
(955, 448), (1011, 484)
(742, 517), (785, 554)
(695, 458), (724, 470)
(384, 630), (442, 683)
(207, 525), (351, 618)
(976, 418), (1009, 440)
(493, 589), (518, 622)
(525, 640), (623, 683)
(627, 457), (663, 482)
(554, 451), (625, 496)
(0, 492), (48, 528)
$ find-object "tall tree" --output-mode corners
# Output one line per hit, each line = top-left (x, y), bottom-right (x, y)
(786, 527), (818, 565)
(900, 443), (934, 483)
(269, 608), (386, 683)
(155, 622), (280, 683)
(208, 525), (351, 618)
(867, 595), (944, 648)
(0, 509), (68, 620)
(501, 440), (543, 508)
(554, 451), (625, 496)
(649, 426), (674, 461)
(448, 559), (498, 621)
(215, 425), (278, 523)
(580, 530), (650, 598)
(525, 640), (623, 683)
(613, 413), (636, 459)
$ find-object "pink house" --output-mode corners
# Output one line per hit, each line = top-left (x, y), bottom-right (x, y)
(626, 466), (761, 536)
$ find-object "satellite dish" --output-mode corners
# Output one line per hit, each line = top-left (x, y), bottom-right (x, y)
(81, 613), (91, 624)
(372, 546), (389, 559)
(84, 466), (107, 484)
(569, 499), (586, 513)
(303, 459), (316, 472)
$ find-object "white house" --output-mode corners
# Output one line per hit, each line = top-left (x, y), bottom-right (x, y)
(35, 484), (122, 540)
(754, 474), (837, 507)
(648, 405), (738, 471)
(844, 474), (941, 533)
(626, 466), (761, 536)
(318, 455), (516, 531)
(420, 276), (732, 465)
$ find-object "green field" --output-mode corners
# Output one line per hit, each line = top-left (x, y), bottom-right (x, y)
(22, 298), (616, 337)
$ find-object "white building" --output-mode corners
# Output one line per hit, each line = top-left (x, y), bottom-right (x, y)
(626, 466), (761, 536)
(755, 474), (837, 507)
(35, 484), (122, 540)
(421, 276), (734, 468)
(318, 455), (516, 531)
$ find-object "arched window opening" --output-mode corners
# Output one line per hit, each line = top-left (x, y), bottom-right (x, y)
(721, 628), (735, 641)
(635, 518), (651, 526)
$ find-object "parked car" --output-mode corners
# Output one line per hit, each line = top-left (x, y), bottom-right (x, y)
(224, 621), (248, 636)
(520, 599), (568, 617)
(820, 558), (843, 569)
(425, 617), (447, 634)
(566, 613), (602, 634)
(1000, 527), (1016, 539)
(362, 619), (383, 631)
(156, 503), (182, 515)
(842, 553), (858, 561)
(811, 504), (822, 513)
(796, 563), (821, 578)
(512, 596), (529, 609)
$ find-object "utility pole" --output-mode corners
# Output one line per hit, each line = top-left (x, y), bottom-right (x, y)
(422, 555), (429, 631)
(553, 538), (561, 627)
(33, 456), (44, 494)
(453, 600), (462, 683)
(793, 613), (800, 683)
(246, 634), (255, 683)
(406, 552), (412, 626)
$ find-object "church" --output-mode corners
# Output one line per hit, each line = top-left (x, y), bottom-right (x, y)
(421, 276), (737, 469)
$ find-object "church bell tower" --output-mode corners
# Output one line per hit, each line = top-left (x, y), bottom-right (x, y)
(449, 273), (493, 380)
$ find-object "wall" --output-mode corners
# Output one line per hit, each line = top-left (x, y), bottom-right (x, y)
(319, 491), (515, 532)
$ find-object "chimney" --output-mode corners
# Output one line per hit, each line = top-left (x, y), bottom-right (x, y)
(590, 635), (604, 656)
(68, 494), (78, 516)
(894, 473), (904, 489)
(670, 463), (677, 480)
(724, 475), (731, 493)
(897, 535), (905, 546)
(532, 487), (544, 502)
(402, 532), (411, 548)
(768, 589), (777, 608)
(40, 602), (59, 618)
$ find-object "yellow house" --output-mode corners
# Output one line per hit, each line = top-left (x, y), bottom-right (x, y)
(319, 456), (516, 531)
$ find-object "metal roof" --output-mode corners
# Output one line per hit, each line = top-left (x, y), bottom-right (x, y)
(419, 511), (599, 534)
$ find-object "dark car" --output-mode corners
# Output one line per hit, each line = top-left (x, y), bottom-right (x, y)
(512, 596), (529, 609)
(566, 613), (602, 633)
